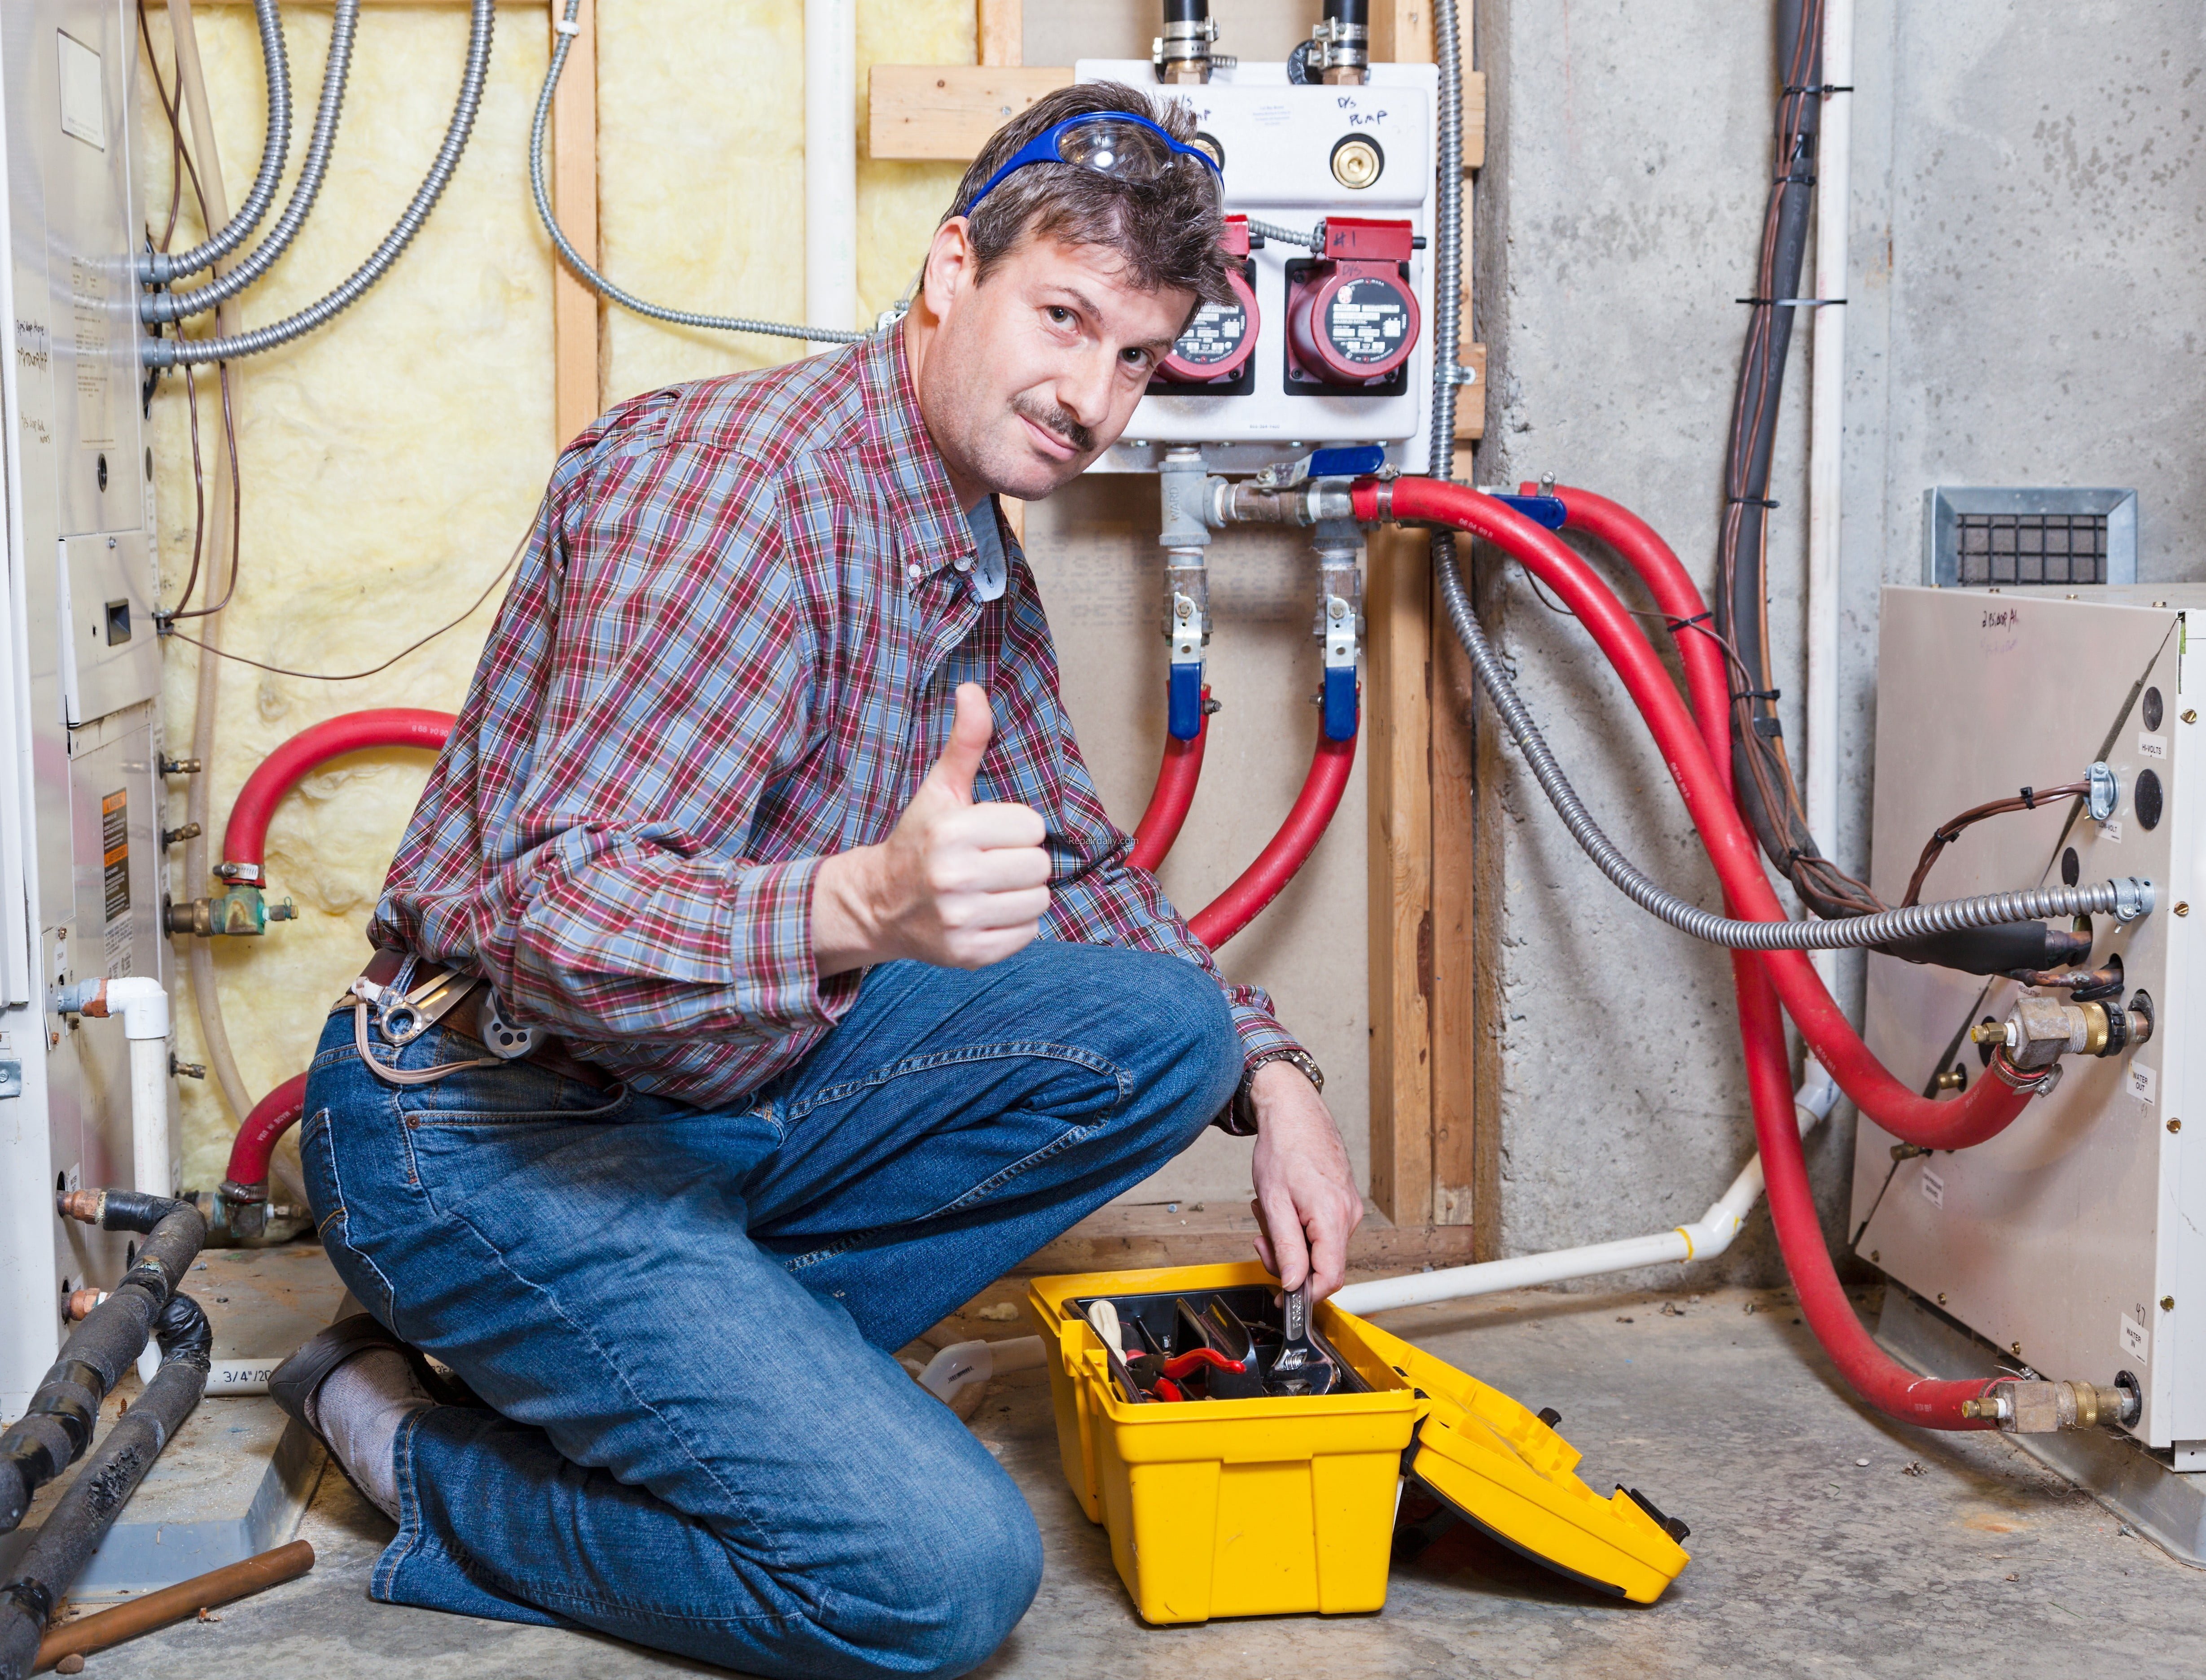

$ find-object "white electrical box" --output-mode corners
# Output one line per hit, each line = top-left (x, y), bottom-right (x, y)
(1076, 59), (1439, 477)
(1856, 585), (2203, 1456)
(0, 0), (171, 1418)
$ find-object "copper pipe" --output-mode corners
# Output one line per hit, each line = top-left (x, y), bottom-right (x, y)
(33, 1540), (313, 1671)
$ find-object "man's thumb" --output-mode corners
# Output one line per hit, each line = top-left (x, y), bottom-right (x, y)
(927, 683), (994, 803)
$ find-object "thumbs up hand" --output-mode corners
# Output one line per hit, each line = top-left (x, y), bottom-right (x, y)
(812, 683), (1053, 975)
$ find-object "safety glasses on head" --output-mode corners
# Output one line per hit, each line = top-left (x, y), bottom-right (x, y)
(961, 111), (1224, 218)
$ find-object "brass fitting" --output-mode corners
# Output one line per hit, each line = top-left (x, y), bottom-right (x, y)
(1982, 993), (2153, 1071)
(1962, 1378), (2141, 1433)
(165, 884), (297, 937)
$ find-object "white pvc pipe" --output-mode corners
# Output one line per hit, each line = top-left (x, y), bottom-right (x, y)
(1804, 0), (1854, 987)
(918, 1334), (1045, 1405)
(803, 0), (859, 352)
(1328, 1067), (1842, 1317)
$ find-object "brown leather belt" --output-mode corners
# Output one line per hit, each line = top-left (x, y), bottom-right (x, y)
(338, 949), (615, 1091)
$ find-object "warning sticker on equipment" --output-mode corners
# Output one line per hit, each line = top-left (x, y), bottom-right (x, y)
(1921, 1167), (1945, 1209)
(1325, 278), (1410, 364)
(2122, 1312), (2150, 1365)
(101, 788), (132, 977)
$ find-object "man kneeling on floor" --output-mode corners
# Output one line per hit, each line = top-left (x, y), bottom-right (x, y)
(276, 82), (1361, 1679)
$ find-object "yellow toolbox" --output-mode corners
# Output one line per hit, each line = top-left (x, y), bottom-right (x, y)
(1028, 1261), (1691, 1624)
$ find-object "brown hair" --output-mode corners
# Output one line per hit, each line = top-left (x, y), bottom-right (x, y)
(940, 81), (1234, 308)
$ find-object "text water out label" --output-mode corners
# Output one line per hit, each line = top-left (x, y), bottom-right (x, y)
(2122, 1312), (2150, 1366)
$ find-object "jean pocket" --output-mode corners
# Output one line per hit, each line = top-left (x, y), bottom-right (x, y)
(396, 1044), (634, 1127)
(298, 1106), (399, 1325)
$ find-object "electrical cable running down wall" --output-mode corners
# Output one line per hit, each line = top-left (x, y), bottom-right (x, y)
(530, 0), (867, 346)
(143, 0), (496, 366)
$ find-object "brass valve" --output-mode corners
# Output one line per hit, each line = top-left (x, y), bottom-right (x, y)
(1963, 1378), (2140, 1433)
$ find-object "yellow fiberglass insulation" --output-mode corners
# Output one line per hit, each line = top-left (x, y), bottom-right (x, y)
(139, 2), (971, 1199)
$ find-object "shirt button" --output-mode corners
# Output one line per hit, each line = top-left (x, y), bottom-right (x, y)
(906, 562), (921, 582)
(953, 556), (973, 572)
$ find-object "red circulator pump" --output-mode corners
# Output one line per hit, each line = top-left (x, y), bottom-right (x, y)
(1285, 216), (1421, 387)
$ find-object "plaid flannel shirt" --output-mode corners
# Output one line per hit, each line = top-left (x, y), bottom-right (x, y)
(369, 328), (1309, 1112)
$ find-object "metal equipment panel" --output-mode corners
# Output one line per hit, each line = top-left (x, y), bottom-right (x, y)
(0, 0), (163, 1417)
(1079, 61), (1439, 477)
(1856, 585), (2204, 1450)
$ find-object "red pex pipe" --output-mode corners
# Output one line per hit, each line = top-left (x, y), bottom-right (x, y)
(222, 1072), (308, 1197)
(1187, 728), (1358, 951)
(1362, 477), (2037, 1154)
(1542, 485), (1995, 1426)
(1129, 691), (1210, 874)
(1544, 485), (1733, 796)
(221, 709), (455, 869)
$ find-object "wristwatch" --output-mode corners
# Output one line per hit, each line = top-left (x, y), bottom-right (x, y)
(1219, 1049), (1325, 1137)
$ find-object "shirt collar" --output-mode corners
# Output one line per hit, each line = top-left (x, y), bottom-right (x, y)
(857, 328), (974, 583)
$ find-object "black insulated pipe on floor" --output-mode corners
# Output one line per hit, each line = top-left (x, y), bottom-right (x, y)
(0, 1292), (212, 1680)
(0, 1192), (204, 1536)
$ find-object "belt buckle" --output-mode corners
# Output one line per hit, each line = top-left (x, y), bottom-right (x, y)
(351, 956), (469, 1048)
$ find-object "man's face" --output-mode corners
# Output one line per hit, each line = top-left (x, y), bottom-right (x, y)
(909, 220), (1194, 503)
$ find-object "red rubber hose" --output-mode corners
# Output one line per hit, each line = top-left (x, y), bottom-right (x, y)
(1545, 485), (1733, 796)
(1129, 692), (1210, 874)
(1433, 480), (1999, 1429)
(221, 1071), (308, 1196)
(1187, 729), (1358, 951)
(1732, 951), (1996, 1427)
(221, 709), (455, 869)
(1363, 477), (2039, 1151)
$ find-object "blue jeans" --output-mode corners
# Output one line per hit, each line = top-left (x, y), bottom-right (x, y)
(298, 940), (1241, 1679)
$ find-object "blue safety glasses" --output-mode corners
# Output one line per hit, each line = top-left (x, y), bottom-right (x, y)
(961, 112), (1224, 217)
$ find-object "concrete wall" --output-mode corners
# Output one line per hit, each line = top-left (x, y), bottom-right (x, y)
(1472, 0), (2206, 1280)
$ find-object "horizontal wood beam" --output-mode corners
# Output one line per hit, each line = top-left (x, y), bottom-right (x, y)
(869, 63), (1483, 167)
(869, 64), (1073, 161)
(1013, 1199), (1477, 1276)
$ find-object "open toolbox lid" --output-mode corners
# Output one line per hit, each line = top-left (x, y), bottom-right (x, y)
(1325, 1310), (1693, 1605)
(1032, 1263), (1693, 1607)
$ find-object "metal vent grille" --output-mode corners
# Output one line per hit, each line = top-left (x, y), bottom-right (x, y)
(1925, 487), (2137, 587)
(1953, 512), (2107, 586)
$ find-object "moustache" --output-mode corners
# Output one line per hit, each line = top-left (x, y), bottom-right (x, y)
(1011, 394), (1095, 456)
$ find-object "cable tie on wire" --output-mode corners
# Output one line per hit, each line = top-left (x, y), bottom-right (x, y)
(1666, 610), (1713, 634)
(1784, 83), (1855, 95)
(1733, 685), (1782, 703)
(2019, 785), (2036, 810)
(554, 16), (581, 33)
(1736, 297), (1846, 308)
(1726, 495), (1781, 508)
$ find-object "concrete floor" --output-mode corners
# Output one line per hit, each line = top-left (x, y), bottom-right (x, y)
(58, 1280), (2206, 1679)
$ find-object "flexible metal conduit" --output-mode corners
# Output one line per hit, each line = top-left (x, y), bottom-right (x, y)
(1430, 547), (2142, 949)
(146, 0), (359, 324)
(145, 0), (492, 367)
(1244, 219), (1322, 249)
(531, 0), (867, 346)
(141, 0), (292, 286)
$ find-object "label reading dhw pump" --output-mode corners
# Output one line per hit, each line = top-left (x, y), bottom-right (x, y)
(1325, 279), (1410, 364)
